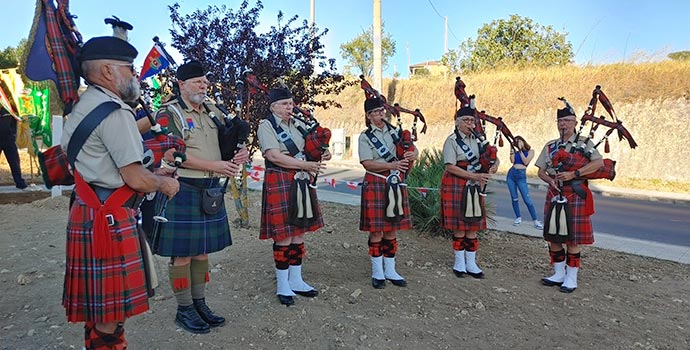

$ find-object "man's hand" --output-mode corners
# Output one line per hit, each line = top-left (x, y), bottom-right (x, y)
(159, 177), (180, 199)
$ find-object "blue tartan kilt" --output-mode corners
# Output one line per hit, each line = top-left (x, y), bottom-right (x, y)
(146, 177), (232, 257)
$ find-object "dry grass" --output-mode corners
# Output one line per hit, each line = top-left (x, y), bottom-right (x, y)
(315, 61), (690, 189)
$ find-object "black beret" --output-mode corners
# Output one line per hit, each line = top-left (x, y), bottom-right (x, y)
(268, 88), (292, 103)
(176, 60), (206, 81)
(455, 106), (475, 118)
(78, 36), (137, 63)
(557, 107), (576, 119)
(364, 97), (384, 113)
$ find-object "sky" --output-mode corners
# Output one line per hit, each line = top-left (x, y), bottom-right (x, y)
(1, 0), (689, 78)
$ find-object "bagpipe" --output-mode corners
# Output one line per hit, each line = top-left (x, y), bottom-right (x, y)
(137, 95), (186, 169)
(551, 86), (638, 181)
(204, 74), (250, 163)
(359, 75), (427, 172)
(454, 77), (516, 177)
(244, 70), (331, 187)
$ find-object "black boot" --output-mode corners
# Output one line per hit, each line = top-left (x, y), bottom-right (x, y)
(193, 298), (226, 327)
(175, 304), (211, 334)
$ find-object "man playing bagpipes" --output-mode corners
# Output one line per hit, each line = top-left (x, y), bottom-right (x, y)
(358, 97), (419, 289)
(61, 36), (180, 350)
(535, 103), (605, 293)
(146, 61), (248, 333)
(256, 87), (332, 306)
(440, 105), (498, 279)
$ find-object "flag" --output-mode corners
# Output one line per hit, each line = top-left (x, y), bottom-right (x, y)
(24, 0), (81, 111)
(346, 181), (360, 190)
(0, 82), (19, 120)
(139, 44), (170, 81)
(324, 178), (336, 188)
(419, 188), (428, 198)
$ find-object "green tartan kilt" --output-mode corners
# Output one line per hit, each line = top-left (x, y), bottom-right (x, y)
(148, 177), (232, 257)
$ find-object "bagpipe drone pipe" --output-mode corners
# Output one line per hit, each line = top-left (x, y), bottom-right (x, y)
(454, 77), (516, 191)
(204, 74), (250, 163)
(359, 75), (427, 174)
(553, 86), (638, 181)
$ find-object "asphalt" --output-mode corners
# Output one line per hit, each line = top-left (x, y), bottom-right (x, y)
(2, 158), (689, 264)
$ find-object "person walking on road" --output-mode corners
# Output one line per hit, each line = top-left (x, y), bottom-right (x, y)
(506, 135), (543, 229)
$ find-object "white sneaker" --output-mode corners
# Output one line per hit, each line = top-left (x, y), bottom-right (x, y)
(534, 220), (544, 229)
(513, 217), (522, 225)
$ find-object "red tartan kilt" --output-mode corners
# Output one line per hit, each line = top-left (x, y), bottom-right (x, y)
(260, 168), (324, 240)
(359, 172), (412, 233)
(543, 187), (594, 245)
(440, 171), (486, 231)
(62, 197), (149, 323)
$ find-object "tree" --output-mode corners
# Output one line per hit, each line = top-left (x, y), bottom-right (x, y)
(444, 14), (573, 72)
(168, 0), (350, 156)
(339, 25), (396, 76)
(668, 51), (690, 61)
(0, 39), (27, 69)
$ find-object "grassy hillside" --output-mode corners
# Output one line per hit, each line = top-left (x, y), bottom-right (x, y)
(314, 60), (690, 190)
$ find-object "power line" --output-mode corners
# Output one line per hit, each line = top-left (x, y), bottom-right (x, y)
(427, 0), (462, 44)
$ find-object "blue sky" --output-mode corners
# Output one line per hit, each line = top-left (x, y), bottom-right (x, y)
(2, 0), (689, 77)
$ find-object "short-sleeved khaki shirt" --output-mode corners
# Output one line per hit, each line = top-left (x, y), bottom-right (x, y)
(535, 134), (602, 175)
(61, 86), (142, 188)
(156, 99), (224, 177)
(442, 130), (480, 166)
(358, 124), (397, 163)
(257, 114), (307, 155)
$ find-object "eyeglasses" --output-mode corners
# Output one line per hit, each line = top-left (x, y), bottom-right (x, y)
(368, 108), (385, 115)
(188, 79), (210, 87)
(459, 118), (475, 123)
(108, 63), (137, 75)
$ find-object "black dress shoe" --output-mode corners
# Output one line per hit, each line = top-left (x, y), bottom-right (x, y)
(371, 278), (386, 289)
(277, 295), (295, 306)
(559, 286), (576, 293)
(293, 289), (319, 298)
(466, 271), (485, 279)
(453, 269), (466, 278)
(193, 298), (226, 327)
(387, 278), (407, 287)
(541, 278), (563, 287)
(175, 304), (210, 334)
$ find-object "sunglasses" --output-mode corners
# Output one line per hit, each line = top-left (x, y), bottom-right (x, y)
(109, 63), (137, 75)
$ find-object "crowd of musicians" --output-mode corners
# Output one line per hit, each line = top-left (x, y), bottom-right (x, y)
(59, 31), (608, 349)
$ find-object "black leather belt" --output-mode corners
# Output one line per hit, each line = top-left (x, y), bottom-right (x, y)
(90, 185), (142, 209)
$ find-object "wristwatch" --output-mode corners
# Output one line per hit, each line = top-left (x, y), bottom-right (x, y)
(574, 170), (581, 178)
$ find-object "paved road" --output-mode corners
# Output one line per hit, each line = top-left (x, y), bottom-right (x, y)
(316, 165), (690, 248)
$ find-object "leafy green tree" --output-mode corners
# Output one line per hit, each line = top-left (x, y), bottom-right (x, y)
(668, 50), (690, 61)
(0, 39), (27, 69)
(339, 25), (396, 76)
(444, 14), (573, 72)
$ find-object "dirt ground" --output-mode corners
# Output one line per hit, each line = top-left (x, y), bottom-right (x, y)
(0, 187), (689, 350)
(2, 151), (690, 349)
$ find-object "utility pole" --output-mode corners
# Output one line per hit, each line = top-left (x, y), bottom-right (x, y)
(444, 16), (448, 53)
(310, 0), (316, 71)
(372, 0), (382, 92)
(406, 42), (410, 79)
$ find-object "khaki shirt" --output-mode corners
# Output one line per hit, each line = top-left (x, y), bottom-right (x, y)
(61, 85), (142, 188)
(157, 99), (223, 177)
(442, 129), (480, 166)
(358, 124), (397, 163)
(535, 134), (603, 175)
(257, 114), (307, 155)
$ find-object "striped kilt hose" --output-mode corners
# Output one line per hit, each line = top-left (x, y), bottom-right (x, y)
(260, 168), (324, 240)
(543, 187), (594, 245)
(62, 195), (148, 323)
(359, 172), (412, 233)
(440, 171), (487, 231)
(149, 177), (232, 256)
